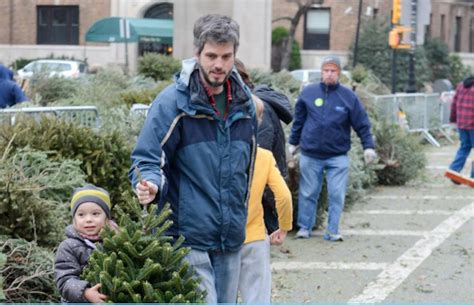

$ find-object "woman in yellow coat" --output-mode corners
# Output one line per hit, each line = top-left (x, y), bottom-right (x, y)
(238, 96), (293, 303)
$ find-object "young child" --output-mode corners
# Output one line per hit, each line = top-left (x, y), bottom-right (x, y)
(54, 184), (112, 303)
(238, 97), (293, 303)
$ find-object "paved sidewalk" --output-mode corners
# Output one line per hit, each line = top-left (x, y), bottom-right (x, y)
(270, 143), (473, 303)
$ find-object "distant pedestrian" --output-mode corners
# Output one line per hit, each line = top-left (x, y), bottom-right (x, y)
(0, 64), (27, 108)
(446, 75), (474, 181)
(289, 54), (376, 241)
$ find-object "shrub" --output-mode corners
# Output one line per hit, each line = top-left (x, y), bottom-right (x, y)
(449, 54), (470, 86)
(249, 69), (301, 101)
(10, 58), (32, 71)
(138, 53), (181, 81)
(373, 121), (426, 185)
(0, 147), (85, 246)
(290, 41), (302, 71)
(0, 116), (133, 205)
(423, 38), (451, 81)
(27, 74), (78, 106)
(0, 237), (59, 302)
(120, 81), (172, 108)
(271, 26), (301, 72)
(351, 64), (369, 83)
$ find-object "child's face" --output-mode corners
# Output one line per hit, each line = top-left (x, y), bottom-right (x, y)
(73, 201), (108, 236)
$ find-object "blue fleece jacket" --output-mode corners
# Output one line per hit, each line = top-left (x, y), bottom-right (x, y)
(289, 82), (374, 159)
(0, 65), (27, 108)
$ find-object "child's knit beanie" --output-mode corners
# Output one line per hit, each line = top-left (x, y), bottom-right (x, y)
(70, 184), (111, 219)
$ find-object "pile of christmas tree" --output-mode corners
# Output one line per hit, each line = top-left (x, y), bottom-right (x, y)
(82, 202), (205, 303)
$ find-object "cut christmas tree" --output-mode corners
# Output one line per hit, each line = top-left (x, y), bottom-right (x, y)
(82, 201), (205, 303)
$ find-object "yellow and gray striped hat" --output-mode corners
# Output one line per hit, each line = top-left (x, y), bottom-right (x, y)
(70, 184), (111, 218)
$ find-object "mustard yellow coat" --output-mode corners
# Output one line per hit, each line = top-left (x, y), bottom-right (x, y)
(245, 147), (293, 244)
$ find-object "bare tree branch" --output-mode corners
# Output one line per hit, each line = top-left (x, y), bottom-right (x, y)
(272, 16), (293, 23)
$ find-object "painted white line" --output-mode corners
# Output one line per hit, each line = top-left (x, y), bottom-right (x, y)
(272, 261), (387, 271)
(348, 202), (474, 304)
(367, 195), (474, 200)
(349, 210), (453, 215)
(310, 230), (429, 237)
(426, 165), (448, 170)
(426, 152), (454, 156)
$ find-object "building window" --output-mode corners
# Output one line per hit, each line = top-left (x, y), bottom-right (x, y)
(140, 3), (174, 56)
(144, 3), (173, 19)
(37, 6), (79, 45)
(440, 14), (445, 42)
(454, 16), (462, 52)
(373, 8), (379, 20)
(304, 9), (330, 50)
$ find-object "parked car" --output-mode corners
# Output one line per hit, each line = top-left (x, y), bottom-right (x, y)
(290, 68), (352, 89)
(17, 59), (88, 81)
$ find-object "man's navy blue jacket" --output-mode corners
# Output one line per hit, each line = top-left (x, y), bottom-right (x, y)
(129, 58), (257, 253)
(289, 82), (374, 159)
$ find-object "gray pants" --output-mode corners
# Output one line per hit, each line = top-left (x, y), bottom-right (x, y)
(184, 248), (241, 303)
(238, 237), (271, 303)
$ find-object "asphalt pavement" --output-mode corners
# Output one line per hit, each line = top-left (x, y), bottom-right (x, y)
(270, 142), (473, 303)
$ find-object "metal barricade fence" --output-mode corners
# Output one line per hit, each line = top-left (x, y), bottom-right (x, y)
(372, 92), (452, 147)
(0, 106), (101, 129)
(130, 103), (150, 117)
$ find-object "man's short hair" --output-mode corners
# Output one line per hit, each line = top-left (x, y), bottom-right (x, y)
(193, 14), (240, 54)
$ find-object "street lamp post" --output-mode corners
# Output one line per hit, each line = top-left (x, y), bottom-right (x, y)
(405, 0), (418, 93)
(353, 0), (364, 68)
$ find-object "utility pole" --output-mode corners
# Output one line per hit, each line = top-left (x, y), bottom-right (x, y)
(405, 0), (417, 93)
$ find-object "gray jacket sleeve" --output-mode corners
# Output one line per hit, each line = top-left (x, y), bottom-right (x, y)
(54, 240), (89, 302)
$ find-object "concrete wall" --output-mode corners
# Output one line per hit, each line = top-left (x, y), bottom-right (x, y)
(0, 45), (113, 68)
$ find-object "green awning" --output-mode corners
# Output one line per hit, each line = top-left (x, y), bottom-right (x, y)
(85, 17), (173, 44)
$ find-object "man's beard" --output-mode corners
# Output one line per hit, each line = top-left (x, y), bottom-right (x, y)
(199, 65), (232, 88)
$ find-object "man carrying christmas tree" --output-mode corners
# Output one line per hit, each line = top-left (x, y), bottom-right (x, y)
(129, 14), (257, 303)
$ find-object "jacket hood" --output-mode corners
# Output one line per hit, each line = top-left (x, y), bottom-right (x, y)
(253, 85), (293, 124)
(0, 65), (10, 80)
(463, 76), (474, 88)
(175, 57), (253, 117)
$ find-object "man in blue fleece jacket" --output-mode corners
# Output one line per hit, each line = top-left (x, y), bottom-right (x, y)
(288, 55), (376, 241)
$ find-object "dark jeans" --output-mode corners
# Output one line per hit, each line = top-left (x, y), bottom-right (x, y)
(449, 128), (474, 178)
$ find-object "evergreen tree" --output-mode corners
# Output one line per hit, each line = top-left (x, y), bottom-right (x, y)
(82, 201), (205, 303)
(350, 19), (431, 92)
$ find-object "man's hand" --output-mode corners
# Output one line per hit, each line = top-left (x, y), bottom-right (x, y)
(288, 144), (299, 156)
(269, 229), (288, 246)
(364, 148), (377, 165)
(135, 180), (158, 205)
(84, 283), (107, 303)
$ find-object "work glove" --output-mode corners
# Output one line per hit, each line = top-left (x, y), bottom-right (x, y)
(363, 148), (377, 165)
(288, 144), (299, 156)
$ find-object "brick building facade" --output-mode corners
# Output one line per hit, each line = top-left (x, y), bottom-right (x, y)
(0, 0), (110, 45)
(429, 0), (474, 53)
(272, 0), (473, 69)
